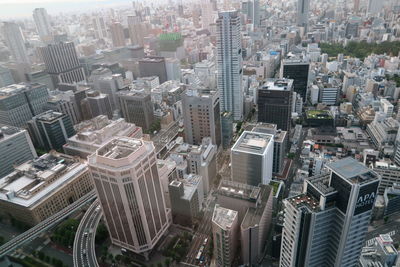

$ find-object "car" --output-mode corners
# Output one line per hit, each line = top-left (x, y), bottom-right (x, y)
(82, 249), (86, 255)
(84, 232), (88, 237)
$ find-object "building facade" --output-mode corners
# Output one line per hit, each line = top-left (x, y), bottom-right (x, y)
(88, 137), (171, 257)
(216, 10), (243, 121)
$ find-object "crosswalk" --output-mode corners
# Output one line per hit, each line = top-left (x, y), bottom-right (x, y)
(365, 230), (396, 247)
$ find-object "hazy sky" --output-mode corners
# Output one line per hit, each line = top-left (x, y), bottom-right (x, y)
(0, 0), (144, 19)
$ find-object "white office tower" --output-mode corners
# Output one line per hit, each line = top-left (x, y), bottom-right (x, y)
(297, 0), (310, 32)
(1, 22), (30, 64)
(380, 98), (394, 118)
(231, 131), (274, 186)
(216, 10), (243, 121)
(280, 157), (380, 267)
(88, 137), (170, 258)
(33, 8), (52, 41)
(212, 205), (239, 267)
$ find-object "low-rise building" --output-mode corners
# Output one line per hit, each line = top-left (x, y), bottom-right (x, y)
(0, 152), (92, 225)
(63, 115), (142, 158)
(359, 234), (398, 267)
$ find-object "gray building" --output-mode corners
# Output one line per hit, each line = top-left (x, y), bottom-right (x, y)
(252, 123), (288, 175)
(28, 110), (75, 150)
(216, 180), (273, 266)
(297, 0), (310, 31)
(0, 83), (49, 127)
(33, 8), (52, 41)
(217, 10), (243, 121)
(231, 131), (274, 186)
(1, 22), (30, 64)
(383, 183), (400, 216)
(280, 158), (380, 267)
(44, 91), (81, 125)
(118, 90), (154, 131)
(257, 79), (293, 132)
(139, 57), (167, 84)
(168, 177), (202, 226)
(0, 66), (14, 88)
(182, 88), (221, 146)
(82, 90), (113, 120)
(359, 234), (398, 267)
(221, 112), (233, 149)
(39, 42), (86, 86)
(0, 125), (37, 178)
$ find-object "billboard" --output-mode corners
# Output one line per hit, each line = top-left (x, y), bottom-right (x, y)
(354, 180), (379, 216)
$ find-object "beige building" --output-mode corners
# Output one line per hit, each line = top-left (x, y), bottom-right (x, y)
(0, 152), (92, 226)
(212, 204), (239, 267)
(63, 115), (142, 159)
(88, 137), (171, 257)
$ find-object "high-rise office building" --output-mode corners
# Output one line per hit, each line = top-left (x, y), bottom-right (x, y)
(216, 10), (243, 121)
(280, 157), (380, 267)
(95, 74), (124, 110)
(28, 110), (75, 150)
(92, 15), (107, 40)
(128, 15), (144, 46)
(242, 0), (260, 26)
(231, 131), (274, 186)
(39, 42), (86, 86)
(0, 125), (37, 178)
(1, 22), (30, 64)
(221, 112), (233, 149)
(367, 0), (383, 14)
(182, 88), (221, 146)
(88, 137), (171, 257)
(0, 83), (49, 127)
(138, 57), (168, 84)
(297, 0), (310, 31)
(201, 0), (215, 30)
(110, 22), (126, 47)
(33, 8), (52, 41)
(281, 58), (310, 101)
(257, 79), (293, 132)
(252, 123), (288, 175)
(118, 90), (155, 131)
(44, 91), (81, 125)
(82, 90), (113, 120)
(212, 204), (239, 267)
(0, 66), (14, 88)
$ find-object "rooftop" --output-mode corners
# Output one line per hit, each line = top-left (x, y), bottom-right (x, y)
(0, 83), (45, 99)
(306, 110), (333, 119)
(34, 110), (65, 122)
(260, 79), (294, 91)
(327, 157), (379, 184)
(218, 180), (260, 202)
(0, 152), (86, 207)
(232, 131), (273, 155)
(212, 205), (238, 230)
(0, 125), (26, 142)
(98, 138), (144, 159)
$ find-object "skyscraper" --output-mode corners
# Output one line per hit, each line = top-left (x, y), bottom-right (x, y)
(92, 15), (107, 40)
(0, 125), (37, 178)
(39, 42), (86, 86)
(110, 21), (126, 47)
(201, 0), (215, 30)
(257, 79), (293, 132)
(367, 0), (383, 14)
(28, 110), (75, 150)
(280, 157), (380, 267)
(231, 131), (274, 186)
(216, 10), (243, 121)
(33, 8), (52, 41)
(281, 57), (310, 101)
(182, 88), (221, 146)
(1, 22), (30, 64)
(128, 15), (144, 46)
(88, 137), (170, 258)
(117, 90), (155, 131)
(212, 205), (239, 267)
(0, 83), (49, 127)
(297, 0), (310, 31)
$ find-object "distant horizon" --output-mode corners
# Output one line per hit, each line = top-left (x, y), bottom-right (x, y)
(0, 0), (167, 20)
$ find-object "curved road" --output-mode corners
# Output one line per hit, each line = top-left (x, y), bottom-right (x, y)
(0, 191), (96, 257)
(73, 199), (102, 267)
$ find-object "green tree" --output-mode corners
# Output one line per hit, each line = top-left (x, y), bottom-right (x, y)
(165, 258), (171, 267)
(96, 223), (109, 244)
